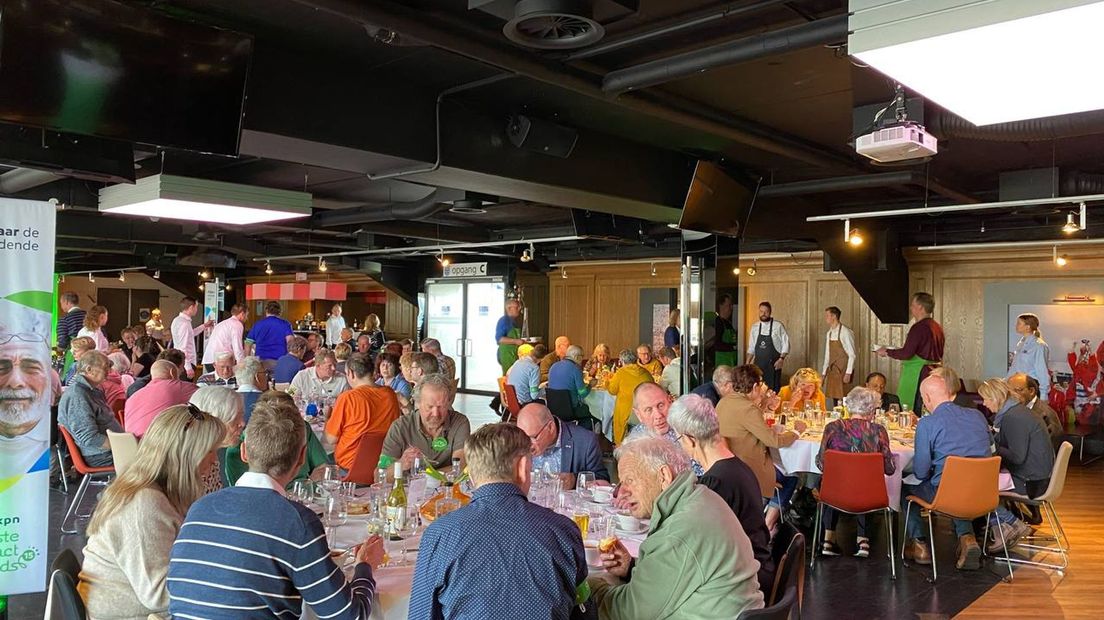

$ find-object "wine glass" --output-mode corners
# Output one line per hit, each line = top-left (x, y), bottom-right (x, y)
(400, 514), (421, 565)
(323, 494), (347, 549)
(577, 471), (596, 496)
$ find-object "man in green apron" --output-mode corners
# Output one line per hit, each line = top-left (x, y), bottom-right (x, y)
(495, 298), (524, 376)
(713, 293), (739, 367)
(876, 292), (945, 411)
(746, 301), (789, 392)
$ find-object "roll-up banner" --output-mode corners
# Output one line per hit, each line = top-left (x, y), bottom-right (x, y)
(0, 199), (56, 596)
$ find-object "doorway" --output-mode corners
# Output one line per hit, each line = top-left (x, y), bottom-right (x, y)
(425, 278), (505, 394)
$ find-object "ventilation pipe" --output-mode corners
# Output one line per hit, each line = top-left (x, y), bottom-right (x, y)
(927, 108), (1104, 142)
(311, 189), (444, 227)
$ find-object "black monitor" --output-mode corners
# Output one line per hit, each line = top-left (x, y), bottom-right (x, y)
(678, 161), (759, 238)
(0, 0), (253, 155)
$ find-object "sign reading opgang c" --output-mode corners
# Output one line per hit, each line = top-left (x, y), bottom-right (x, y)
(441, 262), (488, 278)
(0, 199), (55, 596)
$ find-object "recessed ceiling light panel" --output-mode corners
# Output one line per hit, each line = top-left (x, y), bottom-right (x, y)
(99, 174), (312, 225)
(850, 0), (1104, 125)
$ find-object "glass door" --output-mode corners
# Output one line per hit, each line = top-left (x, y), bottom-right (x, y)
(463, 280), (506, 392)
(426, 281), (464, 365)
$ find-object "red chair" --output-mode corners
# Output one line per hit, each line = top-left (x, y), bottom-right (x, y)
(111, 400), (125, 428)
(810, 450), (896, 580)
(500, 381), (522, 424)
(343, 434), (387, 485)
(58, 425), (115, 534)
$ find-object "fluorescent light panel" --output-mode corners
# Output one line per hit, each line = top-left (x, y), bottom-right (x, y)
(851, 1), (1104, 126)
(99, 174), (312, 225)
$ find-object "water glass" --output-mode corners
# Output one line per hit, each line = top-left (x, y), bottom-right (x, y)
(321, 464), (341, 484)
(291, 480), (313, 506)
(577, 471), (596, 496)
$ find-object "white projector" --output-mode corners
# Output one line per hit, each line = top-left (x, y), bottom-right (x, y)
(854, 122), (938, 163)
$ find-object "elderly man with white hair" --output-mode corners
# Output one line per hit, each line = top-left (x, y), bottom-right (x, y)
(0, 323), (54, 477)
(235, 356), (269, 422)
(197, 352), (238, 387)
(591, 436), (764, 618)
(690, 364), (739, 406)
(546, 344), (594, 423)
(516, 403), (608, 487)
(657, 346), (682, 397)
(420, 338), (456, 382)
(668, 393), (774, 594)
(58, 352), (122, 467)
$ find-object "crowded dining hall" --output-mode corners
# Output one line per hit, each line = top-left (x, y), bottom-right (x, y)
(4, 1), (1104, 619)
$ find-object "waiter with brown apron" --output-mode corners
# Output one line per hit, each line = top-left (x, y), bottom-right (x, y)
(821, 306), (857, 405)
(746, 301), (789, 392)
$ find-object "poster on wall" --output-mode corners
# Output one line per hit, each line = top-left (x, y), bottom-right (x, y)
(0, 198), (56, 595)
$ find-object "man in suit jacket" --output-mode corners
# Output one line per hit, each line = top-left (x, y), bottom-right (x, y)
(517, 403), (609, 488)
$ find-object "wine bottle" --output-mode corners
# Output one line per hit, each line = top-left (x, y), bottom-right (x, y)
(385, 462), (407, 539)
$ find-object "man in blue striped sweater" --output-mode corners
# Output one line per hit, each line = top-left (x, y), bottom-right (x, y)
(168, 399), (383, 619)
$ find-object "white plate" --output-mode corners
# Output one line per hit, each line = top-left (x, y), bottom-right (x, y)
(615, 524), (648, 535)
(588, 494), (613, 505)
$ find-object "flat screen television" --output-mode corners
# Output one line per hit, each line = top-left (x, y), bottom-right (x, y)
(0, 0), (253, 155)
(678, 161), (759, 238)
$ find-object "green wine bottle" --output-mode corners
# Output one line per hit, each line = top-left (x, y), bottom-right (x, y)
(385, 462), (407, 539)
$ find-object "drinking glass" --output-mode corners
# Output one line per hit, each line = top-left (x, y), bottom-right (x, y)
(577, 471), (596, 496)
(291, 480), (312, 505)
(572, 510), (591, 538)
(323, 494), (347, 548)
(400, 515), (421, 565)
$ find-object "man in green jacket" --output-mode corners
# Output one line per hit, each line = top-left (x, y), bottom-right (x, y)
(590, 436), (764, 618)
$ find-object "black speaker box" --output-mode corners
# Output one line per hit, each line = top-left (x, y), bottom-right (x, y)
(506, 114), (578, 158)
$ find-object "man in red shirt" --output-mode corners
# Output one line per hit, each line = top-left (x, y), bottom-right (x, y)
(324, 354), (401, 472)
(123, 360), (198, 437)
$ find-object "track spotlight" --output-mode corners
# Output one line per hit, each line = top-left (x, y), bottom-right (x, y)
(318, 256), (328, 272)
(1062, 204), (1086, 234)
(88, 273), (94, 283)
(561, 266), (567, 279)
(1054, 245), (1070, 267)
(199, 269), (210, 279)
(746, 259), (758, 276)
(844, 219), (863, 246)
(118, 271), (126, 282)
(153, 270), (160, 279)
(225, 283), (232, 291)
(264, 261), (273, 275)
(650, 263), (656, 277)
(437, 249), (450, 267)
(520, 242), (534, 263)
(59, 274), (65, 283)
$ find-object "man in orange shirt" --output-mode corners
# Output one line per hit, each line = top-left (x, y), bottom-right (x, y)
(323, 353), (401, 472)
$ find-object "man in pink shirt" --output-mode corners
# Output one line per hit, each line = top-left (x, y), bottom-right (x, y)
(171, 296), (213, 380)
(202, 304), (248, 372)
(124, 360), (199, 437)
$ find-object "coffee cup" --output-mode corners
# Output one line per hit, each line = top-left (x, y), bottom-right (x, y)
(615, 513), (641, 531)
(591, 488), (612, 503)
(584, 540), (601, 566)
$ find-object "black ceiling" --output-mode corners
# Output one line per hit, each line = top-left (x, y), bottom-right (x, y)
(8, 0), (1104, 289)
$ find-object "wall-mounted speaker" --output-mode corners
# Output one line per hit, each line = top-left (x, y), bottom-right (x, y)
(506, 113), (578, 158)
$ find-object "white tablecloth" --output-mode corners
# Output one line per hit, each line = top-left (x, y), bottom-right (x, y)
(773, 430), (915, 511)
(307, 490), (647, 619)
(585, 390), (616, 440)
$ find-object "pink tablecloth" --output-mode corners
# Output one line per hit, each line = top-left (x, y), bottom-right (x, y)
(773, 432), (915, 511)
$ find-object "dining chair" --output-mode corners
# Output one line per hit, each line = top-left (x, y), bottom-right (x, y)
(45, 548), (86, 620)
(58, 425), (115, 535)
(111, 400), (125, 427)
(768, 522), (804, 616)
(996, 441), (1073, 572)
(106, 430), (139, 476)
(902, 455), (1011, 581)
(343, 433), (388, 485)
(810, 450), (896, 580)
(738, 585), (796, 619)
(275, 382), (291, 392)
(502, 384), (522, 424)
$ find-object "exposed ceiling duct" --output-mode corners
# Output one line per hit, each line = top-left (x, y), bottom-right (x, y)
(601, 13), (849, 93)
(759, 170), (977, 204)
(926, 108), (1104, 142)
(0, 167), (61, 195)
(311, 189), (445, 227)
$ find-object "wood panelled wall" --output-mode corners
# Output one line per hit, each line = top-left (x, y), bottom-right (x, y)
(545, 248), (1104, 394)
(547, 263), (680, 355)
(740, 247), (1104, 392)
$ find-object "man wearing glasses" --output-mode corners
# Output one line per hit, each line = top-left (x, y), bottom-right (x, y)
(516, 403), (608, 489)
(0, 326), (53, 477)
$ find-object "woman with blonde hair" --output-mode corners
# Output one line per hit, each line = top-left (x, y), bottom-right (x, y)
(79, 304), (111, 352)
(778, 367), (827, 412)
(190, 386), (246, 491)
(584, 343), (617, 376)
(362, 313), (385, 357)
(1007, 312), (1051, 397)
(78, 404), (226, 620)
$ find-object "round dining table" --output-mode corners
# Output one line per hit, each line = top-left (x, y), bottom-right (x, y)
(307, 488), (646, 619)
(773, 425), (916, 511)
(584, 389), (616, 440)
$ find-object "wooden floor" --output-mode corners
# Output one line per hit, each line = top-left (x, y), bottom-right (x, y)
(957, 460), (1103, 619)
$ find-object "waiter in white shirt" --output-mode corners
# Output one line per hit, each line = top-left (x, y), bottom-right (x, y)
(821, 306), (856, 405)
(745, 301), (789, 392)
(325, 303), (346, 347)
(202, 303), (248, 372)
(172, 296), (213, 379)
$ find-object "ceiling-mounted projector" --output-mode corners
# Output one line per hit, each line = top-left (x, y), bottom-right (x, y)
(854, 121), (937, 164)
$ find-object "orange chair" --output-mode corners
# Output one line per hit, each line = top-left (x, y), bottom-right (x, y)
(343, 434), (387, 485)
(58, 425), (115, 535)
(111, 400), (125, 427)
(902, 455), (1011, 581)
(499, 380), (522, 424)
(810, 450), (896, 580)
